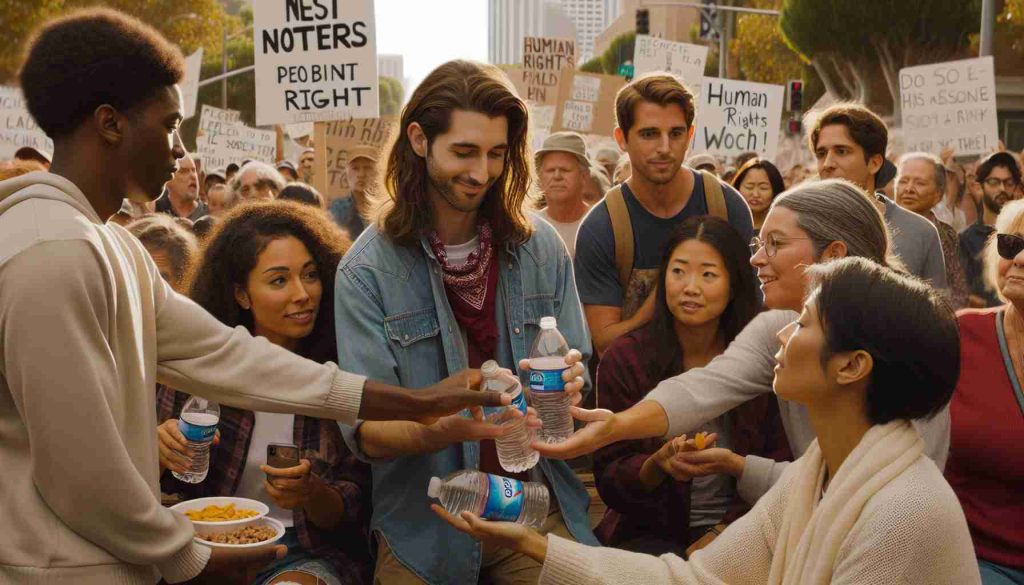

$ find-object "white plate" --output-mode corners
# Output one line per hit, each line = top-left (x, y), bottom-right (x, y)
(171, 496), (269, 533)
(193, 516), (286, 549)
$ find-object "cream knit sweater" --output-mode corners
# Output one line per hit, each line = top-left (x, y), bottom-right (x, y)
(539, 422), (980, 585)
(0, 173), (365, 584)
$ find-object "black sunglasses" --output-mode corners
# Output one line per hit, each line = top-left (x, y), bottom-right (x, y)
(997, 233), (1024, 260)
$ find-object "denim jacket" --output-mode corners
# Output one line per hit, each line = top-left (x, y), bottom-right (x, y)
(335, 216), (597, 584)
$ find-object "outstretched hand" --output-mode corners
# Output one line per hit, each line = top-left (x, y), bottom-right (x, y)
(431, 505), (548, 563)
(531, 406), (616, 459)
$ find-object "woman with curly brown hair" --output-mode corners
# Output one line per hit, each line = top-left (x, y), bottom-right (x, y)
(156, 200), (373, 585)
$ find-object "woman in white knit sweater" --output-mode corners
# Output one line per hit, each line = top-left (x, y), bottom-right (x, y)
(435, 257), (981, 584)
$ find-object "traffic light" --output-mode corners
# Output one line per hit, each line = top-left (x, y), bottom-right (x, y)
(787, 79), (803, 112)
(788, 116), (802, 136)
(636, 9), (650, 35)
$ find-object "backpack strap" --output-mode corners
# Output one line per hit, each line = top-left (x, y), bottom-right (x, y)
(605, 185), (634, 290)
(700, 169), (729, 222)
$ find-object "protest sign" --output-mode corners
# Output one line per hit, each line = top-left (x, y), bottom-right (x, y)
(521, 36), (575, 106)
(197, 121), (276, 171)
(692, 78), (784, 161)
(181, 48), (203, 120)
(632, 36), (708, 92)
(0, 86), (52, 159)
(197, 105), (241, 139)
(312, 116), (398, 199)
(551, 72), (624, 137)
(253, 0), (379, 126)
(899, 56), (998, 156)
(287, 121), (314, 138)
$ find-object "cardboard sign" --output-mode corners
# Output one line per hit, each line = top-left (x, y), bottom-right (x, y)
(551, 72), (624, 137)
(0, 86), (52, 159)
(692, 78), (784, 161)
(253, 0), (379, 126)
(312, 116), (398, 199)
(196, 122), (276, 171)
(899, 56), (998, 156)
(633, 36), (708, 92)
(520, 36), (575, 106)
(181, 49), (204, 120)
(197, 105), (242, 140)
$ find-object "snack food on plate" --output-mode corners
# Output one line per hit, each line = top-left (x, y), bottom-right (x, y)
(198, 524), (278, 545)
(185, 503), (259, 522)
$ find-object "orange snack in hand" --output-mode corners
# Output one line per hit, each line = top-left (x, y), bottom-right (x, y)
(694, 432), (707, 450)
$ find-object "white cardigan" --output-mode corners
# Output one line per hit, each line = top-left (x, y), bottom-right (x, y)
(539, 423), (980, 585)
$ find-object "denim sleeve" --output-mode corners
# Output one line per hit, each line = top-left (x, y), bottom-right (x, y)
(334, 262), (401, 461)
(554, 236), (595, 396)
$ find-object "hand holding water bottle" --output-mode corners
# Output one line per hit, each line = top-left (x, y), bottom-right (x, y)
(157, 418), (220, 475)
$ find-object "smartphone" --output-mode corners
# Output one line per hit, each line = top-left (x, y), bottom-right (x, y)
(266, 442), (300, 469)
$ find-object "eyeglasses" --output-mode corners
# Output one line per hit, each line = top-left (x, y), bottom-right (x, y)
(997, 233), (1024, 260)
(983, 177), (1020, 190)
(750, 234), (813, 257)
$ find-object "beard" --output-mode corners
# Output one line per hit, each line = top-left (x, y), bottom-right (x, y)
(983, 191), (1009, 215)
(426, 155), (492, 214)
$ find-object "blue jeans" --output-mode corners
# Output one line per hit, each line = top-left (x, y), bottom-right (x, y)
(980, 559), (1024, 585)
(251, 528), (344, 585)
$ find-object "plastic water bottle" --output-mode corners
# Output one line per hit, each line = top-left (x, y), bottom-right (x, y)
(481, 360), (539, 473)
(172, 396), (220, 484)
(428, 470), (549, 529)
(529, 316), (574, 443)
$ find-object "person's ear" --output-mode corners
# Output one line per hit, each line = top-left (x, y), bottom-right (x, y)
(408, 122), (428, 158)
(234, 284), (251, 310)
(95, 105), (123, 146)
(821, 240), (848, 261)
(867, 154), (884, 177)
(613, 127), (627, 151)
(834, 349), (873, 387)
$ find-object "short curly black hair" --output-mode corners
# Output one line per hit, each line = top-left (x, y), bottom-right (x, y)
(18, 8), (185, 139)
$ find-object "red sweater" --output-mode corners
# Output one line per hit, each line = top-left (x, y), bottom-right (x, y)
(945, 308), (1024, 570)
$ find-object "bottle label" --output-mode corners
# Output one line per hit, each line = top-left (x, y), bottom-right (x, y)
(482, 474), (524, 522)
(178, 417), (217, 442)
(510, 387), (528, 415)
(529, 368), (566, 393)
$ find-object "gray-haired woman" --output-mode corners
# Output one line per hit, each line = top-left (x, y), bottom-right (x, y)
(531, 179), (950, 505)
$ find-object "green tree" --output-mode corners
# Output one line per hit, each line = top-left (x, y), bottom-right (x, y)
(781, 0), (981, 115)
(731, 0), (804, 84)
(0, 0), (226, 83)
(600, 31), (636, 75)
(378, 76), (403, 116)
(580, 56), (605, 74)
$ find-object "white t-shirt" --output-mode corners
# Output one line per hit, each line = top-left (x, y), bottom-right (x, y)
(234, 411), (295, 527)
(536, 208), (583, 258)
(444, 236), (479, 266)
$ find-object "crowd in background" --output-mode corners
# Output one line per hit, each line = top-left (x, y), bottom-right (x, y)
(1, 7), (1023, 585)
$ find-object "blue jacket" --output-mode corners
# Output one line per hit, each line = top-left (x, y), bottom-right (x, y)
(335, 216), (597, 584)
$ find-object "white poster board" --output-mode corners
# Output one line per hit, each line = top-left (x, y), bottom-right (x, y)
(181, 48), (204, 120)
(633, 36), (708, 92)
(899, 56), (998, 156)
(0, 86), (52, 159)
(196, 122), (276, 171)
(253, 0), (379, 126)
(692, 78), (784, 162)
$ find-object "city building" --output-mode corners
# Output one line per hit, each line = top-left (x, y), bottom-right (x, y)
(489, 0), (577, 66)
(594, 0), (702, 58)
(559, 0), (621, 63)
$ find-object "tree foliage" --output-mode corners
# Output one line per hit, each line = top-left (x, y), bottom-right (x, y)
(581, 31), (635, 75)
(0, 0), (226, 84)
(731, 0), (803, 85)
(379, 76), (404, 116)
(781, 0), (981, 115)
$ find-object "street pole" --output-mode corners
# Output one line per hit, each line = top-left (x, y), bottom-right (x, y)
(980, 0), (996, 57)
(221, 21), (228, 109)
(718, 6), (727, 78)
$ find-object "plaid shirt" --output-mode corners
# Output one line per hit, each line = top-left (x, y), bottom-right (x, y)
(157, 385), (372, 583)
(592, 326), (792, 550)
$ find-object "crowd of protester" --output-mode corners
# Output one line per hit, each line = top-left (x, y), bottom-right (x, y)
(1, 7), (1023, 585)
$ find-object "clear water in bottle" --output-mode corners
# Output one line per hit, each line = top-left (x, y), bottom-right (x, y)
(528, 316), (574, 443)
(172, 396), (220, 484)
(427, 470), (549, 529)
(481, 360), (539, 473)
